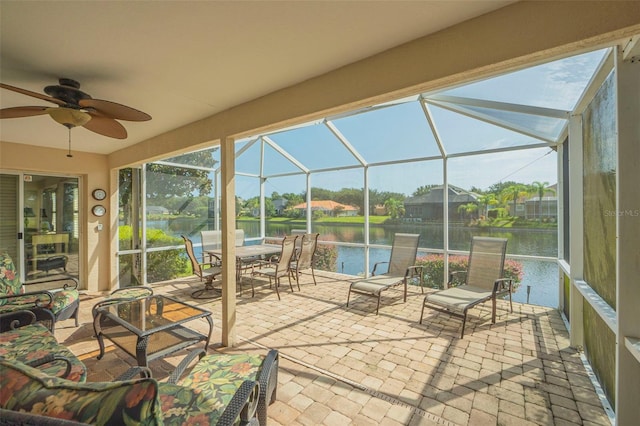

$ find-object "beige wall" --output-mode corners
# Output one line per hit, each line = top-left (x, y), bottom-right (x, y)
(0, 141), (111, 293)
(109, 1), (640, 169)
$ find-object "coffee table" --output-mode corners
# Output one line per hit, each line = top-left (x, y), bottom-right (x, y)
(93, 295), (213, 367)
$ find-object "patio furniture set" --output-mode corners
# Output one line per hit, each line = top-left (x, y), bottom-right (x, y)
(184, 230), (320, 301)
(348, 233), (514, 338)
(0, 252), (280, 425)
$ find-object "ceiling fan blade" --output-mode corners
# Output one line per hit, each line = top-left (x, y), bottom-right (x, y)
(79, 98), (151, 121)
(83, 114), (128, 139)
(0, 83), (66, 106)
(0, 106), (49, 118)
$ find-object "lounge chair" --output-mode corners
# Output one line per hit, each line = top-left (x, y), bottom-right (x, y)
(250, 235), (298, 300)
(347, 233), (423, 314)
(289, 233), (319, 286)
(182, 235), (222, 299)
(420, 236), (513, 338)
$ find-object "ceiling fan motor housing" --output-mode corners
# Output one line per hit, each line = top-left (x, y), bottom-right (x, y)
(44, 78), (91, 107)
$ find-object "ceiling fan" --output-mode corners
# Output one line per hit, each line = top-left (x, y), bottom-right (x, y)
(0, 78), (151, 140)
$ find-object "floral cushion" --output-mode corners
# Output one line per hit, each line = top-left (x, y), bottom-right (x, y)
(0, 251), (24, 303)
(110, 286), (153, 300)
(0, 323), (86, 382)
(50, 289), (80, 315)
(178, 353), (265, 403)
(158, 383), (227, 426)
(0, 359), (163, 426)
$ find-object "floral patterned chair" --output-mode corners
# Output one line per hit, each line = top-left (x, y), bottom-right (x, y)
(0, 357), (262, 425)
(173, 349), (279, 426)
(0, 251), (79, 333)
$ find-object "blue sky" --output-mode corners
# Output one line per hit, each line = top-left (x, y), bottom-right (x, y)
(231, 48), (607, 199)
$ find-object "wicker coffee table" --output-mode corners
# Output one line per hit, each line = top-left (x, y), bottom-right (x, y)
(93, 294), (213, 367)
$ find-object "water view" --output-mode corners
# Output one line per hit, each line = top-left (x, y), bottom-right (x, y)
(155, 219), (559, 308)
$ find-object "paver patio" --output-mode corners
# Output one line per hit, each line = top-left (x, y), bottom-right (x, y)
(55, 270), (612, 426)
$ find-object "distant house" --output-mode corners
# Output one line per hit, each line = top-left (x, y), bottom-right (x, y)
(146, 205), (169, 215)
(373, 204), (387, 215)
(524, 184), (557, 220)
(292, 200), (359, 217)
(273, 198), (287, 216)
(404, 185), (479, 221)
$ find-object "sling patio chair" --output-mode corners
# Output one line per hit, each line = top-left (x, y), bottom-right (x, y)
(347, 233), (424, 314)
(182, 235), (222, 299)
(289, 233), (319, 287)
(250, 235), (298, 300)
(420, 236), (513, 338)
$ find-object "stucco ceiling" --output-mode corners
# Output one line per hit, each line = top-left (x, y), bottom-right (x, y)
(0, 1), (513, 155)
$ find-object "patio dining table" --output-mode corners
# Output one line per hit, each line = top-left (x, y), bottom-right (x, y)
(206, 243), (282, 281)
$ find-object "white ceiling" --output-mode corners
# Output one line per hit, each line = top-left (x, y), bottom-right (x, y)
(0, 1), (513, 155)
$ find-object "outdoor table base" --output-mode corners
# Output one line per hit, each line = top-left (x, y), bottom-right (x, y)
(93, 295), (213, 367)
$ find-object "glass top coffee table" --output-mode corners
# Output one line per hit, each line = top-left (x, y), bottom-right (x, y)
(93, 294), (213, 367)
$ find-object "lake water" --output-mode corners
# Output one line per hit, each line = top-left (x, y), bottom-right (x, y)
(152, 219), (560, 308)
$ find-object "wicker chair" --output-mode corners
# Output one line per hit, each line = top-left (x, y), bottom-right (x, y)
(420, 236), (513, 338)
(347, 233), (423, 314)
(0, 251), (79, 333)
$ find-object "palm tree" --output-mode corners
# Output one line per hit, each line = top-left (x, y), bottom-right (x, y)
(501, 184), (528, 218)
(384, 198), (405, 219)
(477, 194), (497, 218)
(530, 181), (555, 219)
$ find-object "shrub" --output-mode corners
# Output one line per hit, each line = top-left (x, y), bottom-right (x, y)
(415, 253), (523, 290)
(118, 226), (189, 283)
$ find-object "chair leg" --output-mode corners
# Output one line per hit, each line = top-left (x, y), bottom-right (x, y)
(346, 286), (351, 307)
(274, 278), (281, 300)
(491, 295), (497, 323)
(509, 288), (513, 313)
(288, 274), (295, 292)
(419, 300), (425, 324)
(311, 267), (317, 285)
(294, 271), (301, 291)
(375, 293), (381, 315)
(461, 311), (468, 339)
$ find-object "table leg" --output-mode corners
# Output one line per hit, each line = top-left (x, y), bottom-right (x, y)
(204, 315), (214, 350)
(93, 313), (106, 360)
(136, 335), (150, 367)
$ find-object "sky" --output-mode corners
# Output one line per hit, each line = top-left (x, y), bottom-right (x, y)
(219, 48), (608, 199)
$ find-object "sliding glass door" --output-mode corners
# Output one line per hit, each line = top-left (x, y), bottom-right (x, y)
(0, 172), (80, 284)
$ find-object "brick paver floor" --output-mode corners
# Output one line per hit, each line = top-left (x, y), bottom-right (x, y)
(56, 271), (612, 425)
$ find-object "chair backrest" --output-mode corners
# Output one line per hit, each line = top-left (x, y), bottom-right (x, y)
(201, 230), (222, 251)
(275, 235), (298, 272)
(235, 229), (245, 247)
(387, 233), (420, 277)
(182, 236), (203, 278)
(465, 236), (508, 290)
(0, 251), (24, 298)
(296, 233), (319, 270)
(291, 229), (307, 254)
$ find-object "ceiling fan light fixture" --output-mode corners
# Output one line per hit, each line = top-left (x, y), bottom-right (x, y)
(46, 107), (91, 128)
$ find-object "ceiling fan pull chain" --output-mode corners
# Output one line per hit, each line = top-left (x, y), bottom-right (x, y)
(67, 128), (73, 158)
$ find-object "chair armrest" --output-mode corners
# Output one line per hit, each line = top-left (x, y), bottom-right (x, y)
(371, 261), (389, 276)
(0, 309), (37, 331)
(116, 366), (153, 381)
(26, 354), (73, 379)
(448, 270), (467, 287)
(0, 290), (54, 308)
(492, 278), (513, 294)
(216, 380), (260, 426)
(405, 265), (425, 286)
(166, 348), (207, 384)
(27, 276), (79, 292)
